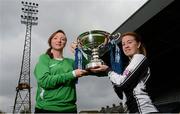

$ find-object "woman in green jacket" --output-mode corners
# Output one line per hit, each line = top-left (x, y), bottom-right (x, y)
(34, 29), (87, 113)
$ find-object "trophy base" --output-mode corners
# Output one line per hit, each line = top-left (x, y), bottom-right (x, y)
(85, 60), (104, 70)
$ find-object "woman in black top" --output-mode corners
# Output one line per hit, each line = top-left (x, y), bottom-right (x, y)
(90, 32), (158, 113)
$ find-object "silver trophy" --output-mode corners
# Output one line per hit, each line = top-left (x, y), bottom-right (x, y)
(77, 30), (110, 69)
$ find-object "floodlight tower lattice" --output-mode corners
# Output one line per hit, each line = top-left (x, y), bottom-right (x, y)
(13, 1), (38, 113)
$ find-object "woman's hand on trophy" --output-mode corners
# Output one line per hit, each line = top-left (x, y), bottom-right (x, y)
(70, 39), (83, 53)
(74, 69), (89, 77)
(70, 41), (78, 53)
(88, 65), (109, 73)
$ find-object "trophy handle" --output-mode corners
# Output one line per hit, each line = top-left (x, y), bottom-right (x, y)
(108, 32), (121, 44)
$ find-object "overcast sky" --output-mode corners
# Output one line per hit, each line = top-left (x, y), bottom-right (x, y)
(0, 0), (148, 112)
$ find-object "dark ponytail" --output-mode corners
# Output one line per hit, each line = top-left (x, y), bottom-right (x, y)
(46, 48), (53, 58)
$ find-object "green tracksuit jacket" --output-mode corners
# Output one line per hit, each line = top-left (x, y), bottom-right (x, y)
(34, 54), (77, 112)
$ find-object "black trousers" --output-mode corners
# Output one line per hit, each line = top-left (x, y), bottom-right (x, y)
(35, 107), (77, 114)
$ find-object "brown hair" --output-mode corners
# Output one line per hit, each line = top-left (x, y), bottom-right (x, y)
(120, 32), (147, 56)
(46, 29), (66, 58)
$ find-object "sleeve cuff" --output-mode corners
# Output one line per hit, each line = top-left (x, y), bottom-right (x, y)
(105, 67), (112, 75)
(108, 71), (113, 76)
(72, 70), (76, 77)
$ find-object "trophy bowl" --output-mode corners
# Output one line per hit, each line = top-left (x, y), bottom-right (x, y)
(77, 30), (110, 69)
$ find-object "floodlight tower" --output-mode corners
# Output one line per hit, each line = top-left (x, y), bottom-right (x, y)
(13, 1), (38, 113)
